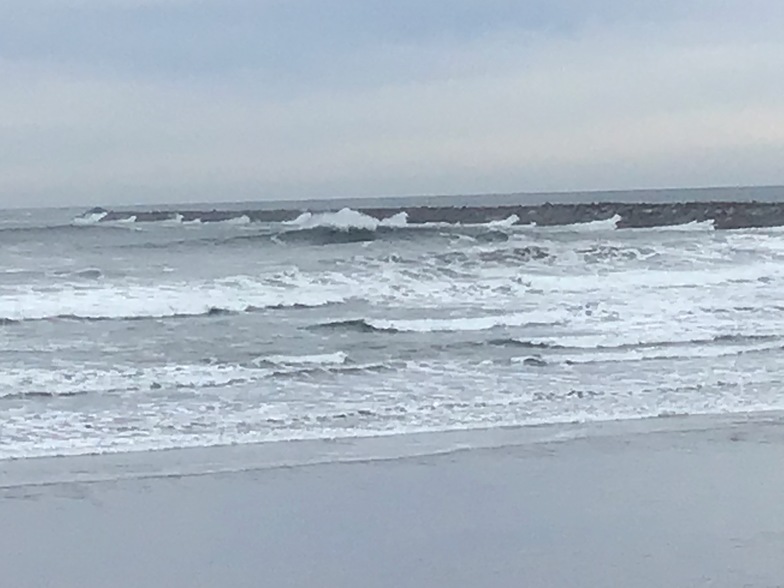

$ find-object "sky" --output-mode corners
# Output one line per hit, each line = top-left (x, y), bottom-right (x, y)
(1, 0), (784, 207)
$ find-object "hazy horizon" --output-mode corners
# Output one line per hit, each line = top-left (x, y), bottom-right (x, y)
(5, 182), (784, 212)
(2, 1), (784, 208)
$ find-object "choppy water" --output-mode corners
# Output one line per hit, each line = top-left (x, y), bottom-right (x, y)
(3, 195), (784, 460)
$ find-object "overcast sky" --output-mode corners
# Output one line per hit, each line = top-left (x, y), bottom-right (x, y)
(1, 0), (783, 207)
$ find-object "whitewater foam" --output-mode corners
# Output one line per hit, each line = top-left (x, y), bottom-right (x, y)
(9, 203), (784, 461)
(6, 353), (784, 460)
(486, 214), (520, 228)
(642, 219), (716, 232)
(0, 275), (346, 322)
(287, 208), (408, 231)
(255, 352), (349, 367)
(0, 363), (271, 399)
(72, 211), (108, 225)
(221, 215), (252, 225)
(319, 311), (568, 333)
(548, 214), (622, 232)
(512, 339), (783, 365)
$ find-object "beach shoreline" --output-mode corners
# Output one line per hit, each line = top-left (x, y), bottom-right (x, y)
(3, 413), (783, 587)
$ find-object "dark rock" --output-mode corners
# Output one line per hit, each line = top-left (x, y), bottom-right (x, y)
(86, 199), (784, 230)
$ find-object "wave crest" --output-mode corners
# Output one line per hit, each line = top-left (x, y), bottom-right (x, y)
(313, 311), (566, 334)
(0, 275), (345, 323)
(556, 214), (621, 232)
(72, 209), (109, 225)
(286, 208), (408, 231)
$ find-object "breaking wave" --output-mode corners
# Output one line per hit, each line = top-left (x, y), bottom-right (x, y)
(0, 353), (355, 400)
(552, 214), (622, 232)
(252, 351), (349, 368)
(642, 219), (716, 232)
(0, 278), (345, 324)
(72, 209), (109, 225)
(286, 208), (408, 231)
(554, 339), (783, 364)
(494, 333), (780, 355)
(277, 209), (411, 244)
(313, 311), (566, 334)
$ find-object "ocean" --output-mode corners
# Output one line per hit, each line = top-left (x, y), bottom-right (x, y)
(3, 187), (784, 461)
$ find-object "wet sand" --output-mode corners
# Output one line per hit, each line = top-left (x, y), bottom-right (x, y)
(2, 416), (784, 588)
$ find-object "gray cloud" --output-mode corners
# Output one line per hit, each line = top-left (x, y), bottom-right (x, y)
(0, 0), (783, 206)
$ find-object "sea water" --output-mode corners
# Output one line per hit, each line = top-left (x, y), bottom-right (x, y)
(3, 191), (784, 460)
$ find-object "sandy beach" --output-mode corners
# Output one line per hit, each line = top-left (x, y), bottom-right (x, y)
(2, 414), (783, 588)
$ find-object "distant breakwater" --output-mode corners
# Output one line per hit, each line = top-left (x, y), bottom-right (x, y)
(90, 200), (784, 229)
